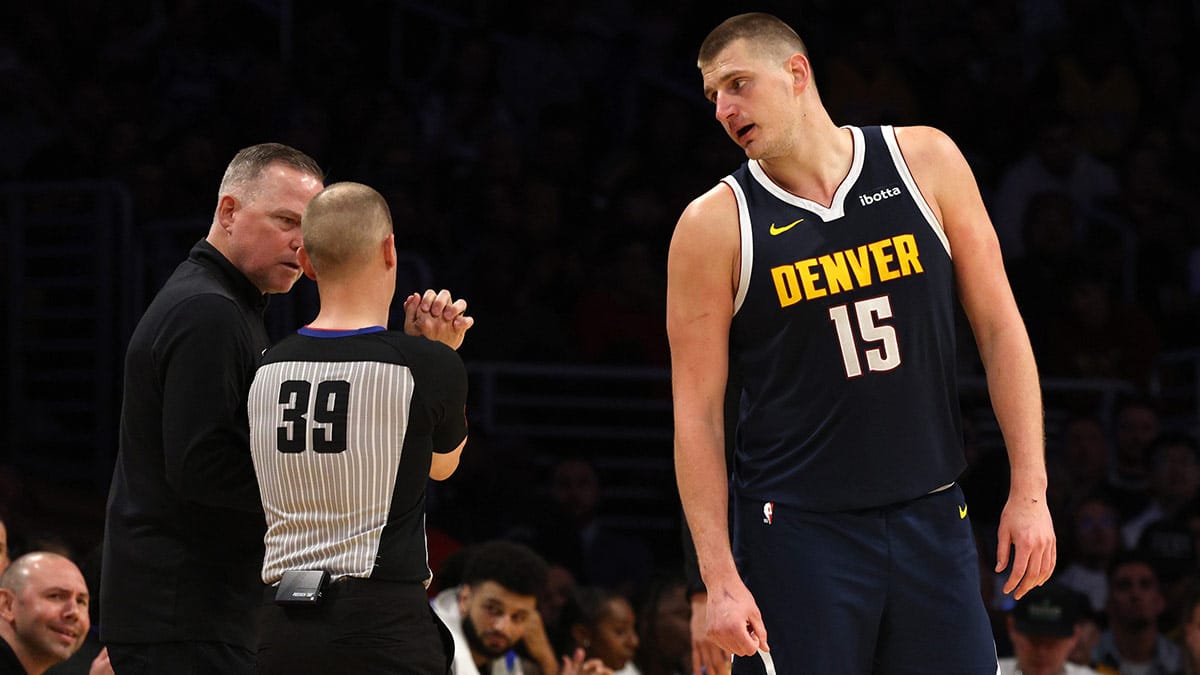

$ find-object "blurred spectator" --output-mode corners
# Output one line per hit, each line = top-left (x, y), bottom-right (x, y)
(634, 577), (691, 675)
(428, 433), (547, 546)
(991, 115), (1119, 260)
(0, 552), (93, 675)
(559, 586), (641, 675)
(1043, 262), (1161, 389)
(430, 540), (557, 675)
(1060, 494), (1123, 615)
(1057, 415), (1114, 510)
(1180, 584), (1200, 675)
(45, 545), (106, 675)
(1094, 550), (1182, 674)
(532, 457), (653, 598)
(1116, 131), (1198, 351)
(417, 33), (515, 179)
(1067, 608), (1109, 673)
(1122, 433), (1200, 550)
(999, 583), (1100, 675)
(1138, 509), (1200, 642)
(1034, 7), (1140, 161)
(821, 6), (920, 127)
(539, 564), (579, 652)
(1005, 191), (1084, 355)
(573, 237), (669, 365)
(1109, 397), (1164, 520)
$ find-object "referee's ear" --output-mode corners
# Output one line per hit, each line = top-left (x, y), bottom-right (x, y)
(382, 234), (397, 271)
(298, 246), (318, 281)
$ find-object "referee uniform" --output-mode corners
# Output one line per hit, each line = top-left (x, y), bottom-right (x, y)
(248, 325), (467, 674)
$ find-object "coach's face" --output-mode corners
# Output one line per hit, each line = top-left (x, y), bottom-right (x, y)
(220, 163), (323, 294)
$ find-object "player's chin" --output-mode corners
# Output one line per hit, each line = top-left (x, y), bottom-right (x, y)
(742, 144), (766, 160)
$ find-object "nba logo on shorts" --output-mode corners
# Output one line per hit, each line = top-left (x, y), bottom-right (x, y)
(763, 501), (774, 525)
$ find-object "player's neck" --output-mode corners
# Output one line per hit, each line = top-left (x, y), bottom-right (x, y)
(756, 118), (852, 207)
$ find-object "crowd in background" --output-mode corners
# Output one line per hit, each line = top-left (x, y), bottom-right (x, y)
(2, 0), (1199, 670)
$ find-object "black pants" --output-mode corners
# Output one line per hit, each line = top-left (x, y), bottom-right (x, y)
(256, 577), (452, 674)
(107, 641), (255, 675)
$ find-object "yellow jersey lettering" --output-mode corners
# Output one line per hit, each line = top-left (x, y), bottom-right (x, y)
(770, 234), (925, 308)
(818, 251), (854, 295)
(844, 246), (874, 287)
(869, 239), (900, 281)
(771, 264), (803, 307)
(796, 258), (826, 300)
(893, 234), (923, 275)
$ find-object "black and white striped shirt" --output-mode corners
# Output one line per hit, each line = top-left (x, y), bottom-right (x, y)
(248, 326), (467, 586)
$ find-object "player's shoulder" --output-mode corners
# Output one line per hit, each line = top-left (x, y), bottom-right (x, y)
(892, 125), (966, 167)
(682, 180), (738, 221)
(673, 180), (739, 245)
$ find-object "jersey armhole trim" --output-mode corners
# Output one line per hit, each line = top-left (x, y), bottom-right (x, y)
(882, 125), (952, 258)
(722, 176), (754, 316)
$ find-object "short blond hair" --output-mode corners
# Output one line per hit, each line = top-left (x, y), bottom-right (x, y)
(301, 182), (393, 275)
(698, 13), (808, 68)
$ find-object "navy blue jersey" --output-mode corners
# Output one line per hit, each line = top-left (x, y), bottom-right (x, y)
(727, 125), (964, 512)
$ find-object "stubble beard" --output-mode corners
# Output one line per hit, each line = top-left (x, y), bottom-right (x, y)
(463, 614), (512, 660)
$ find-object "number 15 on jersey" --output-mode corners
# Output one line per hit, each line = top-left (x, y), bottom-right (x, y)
(828, 295), (901, 378)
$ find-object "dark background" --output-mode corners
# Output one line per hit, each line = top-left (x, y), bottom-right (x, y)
(2, 0), (1198, 590)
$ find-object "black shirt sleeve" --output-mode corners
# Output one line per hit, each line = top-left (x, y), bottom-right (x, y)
(427, 346), (468, 454)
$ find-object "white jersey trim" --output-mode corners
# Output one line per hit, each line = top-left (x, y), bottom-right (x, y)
(746, 126), (865, 222)
(882, 125), (952, 257)
(722, 176), (754, 316)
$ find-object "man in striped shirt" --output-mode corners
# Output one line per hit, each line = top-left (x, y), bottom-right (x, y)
(249, 181), (472, 674)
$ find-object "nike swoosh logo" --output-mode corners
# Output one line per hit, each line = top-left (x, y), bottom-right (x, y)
(769, 219), (803, 236)
(958, 504), (968, 519)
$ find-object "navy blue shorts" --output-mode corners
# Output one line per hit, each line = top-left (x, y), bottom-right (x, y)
(733, 484), (997, 675)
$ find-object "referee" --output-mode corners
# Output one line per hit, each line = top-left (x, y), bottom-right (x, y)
(248, 181), (473, 673)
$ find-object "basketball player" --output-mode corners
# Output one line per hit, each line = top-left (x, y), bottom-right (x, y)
(666, 13), (1055, 674)
(248, 181), (471, 674)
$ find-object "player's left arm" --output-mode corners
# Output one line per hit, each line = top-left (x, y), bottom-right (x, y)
(896, 125), (1055, 599)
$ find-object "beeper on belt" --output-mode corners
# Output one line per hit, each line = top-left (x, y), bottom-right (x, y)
(275, 570), (329, 606)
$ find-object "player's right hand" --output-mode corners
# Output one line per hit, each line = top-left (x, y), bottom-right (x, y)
(691, 592), (732, 675)
(705, 578), (769, 657)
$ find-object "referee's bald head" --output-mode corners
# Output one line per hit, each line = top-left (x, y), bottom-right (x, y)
(301, 181), (393, 277)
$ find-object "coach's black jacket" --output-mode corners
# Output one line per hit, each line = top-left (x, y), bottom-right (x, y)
(101, 239), (270, 649)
